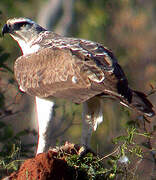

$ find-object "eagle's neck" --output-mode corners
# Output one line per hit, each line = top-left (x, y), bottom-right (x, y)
(10, 33), (42, 55)
(17, 39), (41, 55)
(12, 31), (60, 55)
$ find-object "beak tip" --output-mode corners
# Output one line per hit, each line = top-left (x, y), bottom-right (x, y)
(2, 24), (9, 36)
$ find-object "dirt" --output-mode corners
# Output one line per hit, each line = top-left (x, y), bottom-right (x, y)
(4, 142), (84, 180)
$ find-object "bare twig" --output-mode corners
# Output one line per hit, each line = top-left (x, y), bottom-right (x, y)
(98, 146), (120, 162)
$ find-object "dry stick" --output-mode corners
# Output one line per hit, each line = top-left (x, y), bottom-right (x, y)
(98, 146), (120, 162)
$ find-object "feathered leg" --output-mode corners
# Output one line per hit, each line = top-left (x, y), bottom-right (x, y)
(35, 97), (55, 154)
(81, 97), (103, 147)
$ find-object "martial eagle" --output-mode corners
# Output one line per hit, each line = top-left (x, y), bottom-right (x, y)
(2, 18), (155, 153)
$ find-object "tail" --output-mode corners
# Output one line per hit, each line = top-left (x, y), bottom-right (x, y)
(112, 63), (155, 117)
(121, 90), (155, 117)
(99, 88), (155, 118)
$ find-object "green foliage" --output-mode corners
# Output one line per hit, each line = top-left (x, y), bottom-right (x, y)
(113, 127), (144, 158)
(66, 152), (105, 180)
(0, 144), (23, 172)
(59, 125), (153, 179)
(0, 123), (36, 178)
(54, 126), (150, 179)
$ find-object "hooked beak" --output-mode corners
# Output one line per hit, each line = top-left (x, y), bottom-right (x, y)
(2, 24), (10, 36)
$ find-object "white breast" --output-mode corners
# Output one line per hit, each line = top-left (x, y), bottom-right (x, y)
(10, 34), (40, 55)
(18, 40), (40, 55)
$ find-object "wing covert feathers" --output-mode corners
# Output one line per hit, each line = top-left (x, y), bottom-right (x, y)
(14, 47), (105, 103)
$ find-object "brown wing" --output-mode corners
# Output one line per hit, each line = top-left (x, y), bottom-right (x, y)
(67, 38), (131, 102)
(20, 32), (154, 117)
(14, 47), (105, 103)
(34, 31), (128, 94)
(15, 31), (132, 104)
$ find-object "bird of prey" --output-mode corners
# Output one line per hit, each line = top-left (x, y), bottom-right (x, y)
(2, 17), (155, 153)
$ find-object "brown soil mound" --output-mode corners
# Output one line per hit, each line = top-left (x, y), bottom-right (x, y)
(5, 142), (85, 180)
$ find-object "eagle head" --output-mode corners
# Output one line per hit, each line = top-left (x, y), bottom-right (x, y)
(2, 17), (46, 54)
(2, 17), (46, 39)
